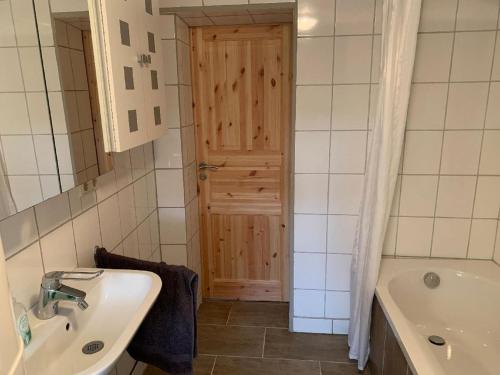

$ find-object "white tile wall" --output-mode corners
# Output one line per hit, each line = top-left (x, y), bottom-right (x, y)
(328, 174), (364, 215)
(389, 1), (500, 263)
(293, 214), (327, 252)
(468, 219), (497, 259)
(418, 0), (457, 32)
(456, 0), (499, 31)
(6, 242), (44, 308)
(2, 0), (498, 350)
(445, 83), (488, 129)
(325, 291), (350, 319)
(3, 144), (161, 315)
(406, 84), (448, 130)
(331, 85), (370, 130)
(399, 175), (438, 217)
(327, 215), (357, 253)
(294, 289), (325, 317)
(294, 132), (330, 173)
(293, 0), (379, 332)
(297, 37), (334, 84)
(395, 217), (434, 257)
(333, 36), (372, 84)
(294, 252), (326, 289)
(292, 317), (332, 334)
(413, 33), (454, 82)
(451, 32), (496, 82)
(294, 174), (329, 214)
(295, 86), (332, 130)
(53, 20), (100, 187)
(154, 15), (202, 303)
(335, 0), (375, 35)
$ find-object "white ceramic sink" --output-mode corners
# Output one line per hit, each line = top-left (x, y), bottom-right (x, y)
(23, 268), (161, 375)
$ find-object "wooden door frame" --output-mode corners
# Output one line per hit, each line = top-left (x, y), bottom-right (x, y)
(190, 24), (292, 301)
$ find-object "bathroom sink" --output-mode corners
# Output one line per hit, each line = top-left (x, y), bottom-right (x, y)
(23, 268), (161, 375)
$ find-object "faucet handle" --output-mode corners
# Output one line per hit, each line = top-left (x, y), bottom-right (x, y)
(42, 270), (104, 289)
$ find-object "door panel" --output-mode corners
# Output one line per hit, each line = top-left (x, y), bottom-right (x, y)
(192, 24), (291, 301)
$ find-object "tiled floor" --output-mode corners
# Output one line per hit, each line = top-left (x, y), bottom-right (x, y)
(144, 301), (365, 375)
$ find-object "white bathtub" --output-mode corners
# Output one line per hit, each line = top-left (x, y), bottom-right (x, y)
(376, 258), (500, 375)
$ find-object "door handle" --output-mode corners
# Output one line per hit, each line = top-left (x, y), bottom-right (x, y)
(199, 162), (218, 170)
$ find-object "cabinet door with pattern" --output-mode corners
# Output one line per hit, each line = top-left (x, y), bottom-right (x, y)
(89, 0), (167, 152)
(139, 0), (167, 141)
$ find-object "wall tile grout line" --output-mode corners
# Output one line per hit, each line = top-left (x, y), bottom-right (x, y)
(428, 0), (460, 258)
(320, 0), (337, 328)
(466, 5), (500, 260)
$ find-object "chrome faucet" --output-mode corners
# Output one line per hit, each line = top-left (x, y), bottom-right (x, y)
(36, 270), (103, 320)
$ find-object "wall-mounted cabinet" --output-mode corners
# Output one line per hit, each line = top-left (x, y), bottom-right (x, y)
(89, 0), (167, 152)
(0, 0), (167, 221)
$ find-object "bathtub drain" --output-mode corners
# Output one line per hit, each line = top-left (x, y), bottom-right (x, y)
(428, 335), (446, 346)
(423, 272), (440, 289)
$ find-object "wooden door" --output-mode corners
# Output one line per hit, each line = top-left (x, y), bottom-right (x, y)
(191, 25), (291, 302)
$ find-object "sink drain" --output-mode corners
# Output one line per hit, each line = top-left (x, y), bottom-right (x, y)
(428, 335), (446, 346)
(82, 340), (104, 354)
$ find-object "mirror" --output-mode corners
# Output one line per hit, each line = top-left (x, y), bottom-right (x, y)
(47, 1), (113, 188)
(0, 0), (112, 221)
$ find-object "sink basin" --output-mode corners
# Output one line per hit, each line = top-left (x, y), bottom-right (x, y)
(23, 268), (161, 375)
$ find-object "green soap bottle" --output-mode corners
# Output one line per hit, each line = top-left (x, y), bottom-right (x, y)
(13, 297), (32, 346)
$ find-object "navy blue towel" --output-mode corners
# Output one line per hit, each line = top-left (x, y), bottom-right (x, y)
(95, 248), (198, 375)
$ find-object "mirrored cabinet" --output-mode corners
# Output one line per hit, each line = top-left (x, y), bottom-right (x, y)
(88, 0), (167, 151)
(0, 0), (167, 220)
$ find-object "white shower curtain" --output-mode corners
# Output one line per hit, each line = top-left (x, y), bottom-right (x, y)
(348, 0), (422, 369)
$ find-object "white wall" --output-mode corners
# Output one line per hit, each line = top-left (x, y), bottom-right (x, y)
(4, 4), (500, 370)
(292, 0), (381, 334)
(154, 16), (202, 305)
(293, 0), (500, 334)
(2, 143), (159, 308)
(1, 143), (159, 375)
(0, 2), (161, 374)
(0, 0), (60, 211)
(157, 0), (370, 335)
(386, 0), (500, 261)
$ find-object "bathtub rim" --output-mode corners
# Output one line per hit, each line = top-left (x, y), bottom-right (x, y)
(375, 257), (500, 375)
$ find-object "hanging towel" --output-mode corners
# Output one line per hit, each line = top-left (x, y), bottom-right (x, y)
(94, 248), (198, 375)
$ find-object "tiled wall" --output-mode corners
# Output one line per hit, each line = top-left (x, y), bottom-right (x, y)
(54, 19), (100, 187)
(293, 0), (381, 334)
(32, 0), (88, 193)
(168, 5), (293, 27)
(293, 0), (500, 334)
(0, 0), (60, 212)
(158, 0), (370, 335)
(1, 143), (159, 375)
(2, 143), (159, 309)
(154, 15), (202, 302)
(384, 0), (500, 262)
(4, 3), (498, 365)
(496, 221), (500, 264)
(160, 0), (295, 7)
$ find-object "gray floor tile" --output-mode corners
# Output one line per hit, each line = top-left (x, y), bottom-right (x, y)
(197, 301), (233, 325)
(198, 324), (265, 357)
(227, 301), (289, 328)
(144, 355), (215, 375)
(213, 356), (320, 375)
(264, 328), (351, 362)
(321, 361), (363, 375)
